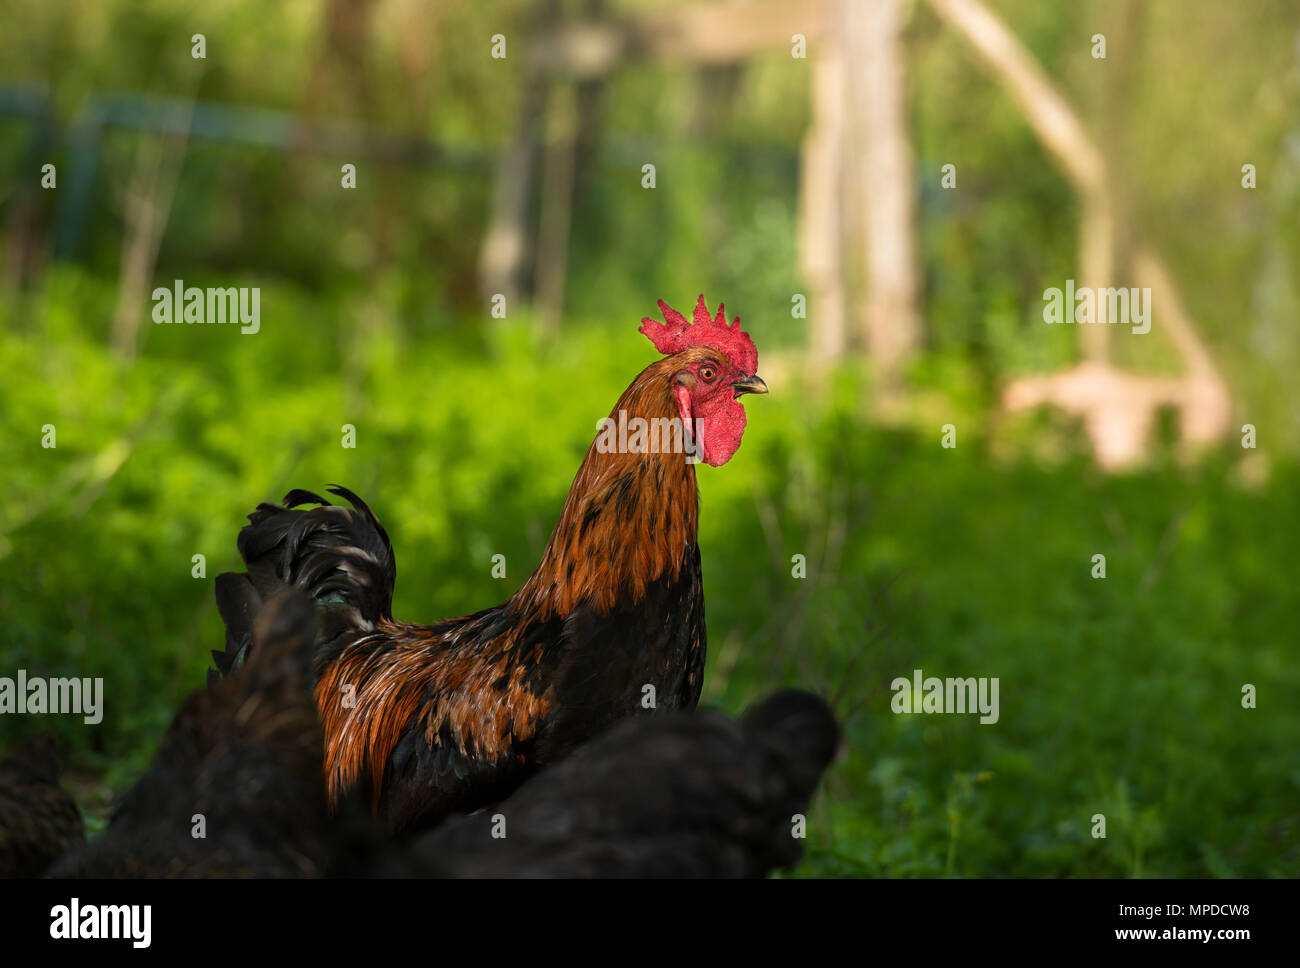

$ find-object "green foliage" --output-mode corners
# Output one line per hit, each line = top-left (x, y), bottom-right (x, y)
(1, 275), (1296, 876)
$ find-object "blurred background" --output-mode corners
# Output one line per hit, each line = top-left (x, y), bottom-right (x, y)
(1, 0), (1297, 876)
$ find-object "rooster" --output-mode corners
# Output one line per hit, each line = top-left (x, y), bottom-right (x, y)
(213, 296), (767, 832)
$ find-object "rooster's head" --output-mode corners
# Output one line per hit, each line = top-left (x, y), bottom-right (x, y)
(639, 295), (767, 467)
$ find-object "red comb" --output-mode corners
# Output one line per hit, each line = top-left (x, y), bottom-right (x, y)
(639, 295), (758, 375)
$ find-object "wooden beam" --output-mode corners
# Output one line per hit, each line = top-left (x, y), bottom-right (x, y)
(529, 0), (829, 79)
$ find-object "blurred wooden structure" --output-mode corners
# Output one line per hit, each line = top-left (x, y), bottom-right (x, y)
(928, 0), (1232, 467)
(482, 0), (922, 386)
(485, 0), (1234, 467)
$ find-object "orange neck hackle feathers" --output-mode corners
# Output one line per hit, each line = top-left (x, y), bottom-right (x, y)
(517, 351), (702, 620)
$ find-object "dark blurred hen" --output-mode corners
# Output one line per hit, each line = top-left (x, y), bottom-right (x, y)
(212, 296), (769, 832)
(0, 735), (84, 877)
(50, 591), (376, 877)
(405, 689), (840, 878)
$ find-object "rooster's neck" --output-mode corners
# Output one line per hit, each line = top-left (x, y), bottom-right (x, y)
(515, 358), (699, 618)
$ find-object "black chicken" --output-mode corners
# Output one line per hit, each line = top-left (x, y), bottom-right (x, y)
(402, 688), (841, 878)
(50, 592), (377, 877)
(0, 735), (84, 877)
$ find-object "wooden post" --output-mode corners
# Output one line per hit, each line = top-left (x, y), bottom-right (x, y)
(534, 85), (577, 335)
(848, 0), (921, 380)
(798, 17), (846, 361)
(480, 0), (559, 310)
(478, 77), (546, 310)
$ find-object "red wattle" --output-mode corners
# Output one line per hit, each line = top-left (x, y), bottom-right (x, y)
(697, 395), (747, 466)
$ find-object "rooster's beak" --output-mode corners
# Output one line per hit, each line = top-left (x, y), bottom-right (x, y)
(731, 375), (769, 397)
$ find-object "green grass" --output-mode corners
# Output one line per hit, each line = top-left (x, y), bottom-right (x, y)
(2, 275), (1296, 876)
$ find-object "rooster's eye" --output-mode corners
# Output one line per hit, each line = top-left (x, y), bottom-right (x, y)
(699, 365), (716, 382)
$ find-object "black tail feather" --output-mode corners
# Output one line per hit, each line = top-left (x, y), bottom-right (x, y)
(211, 486), (395, 684)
